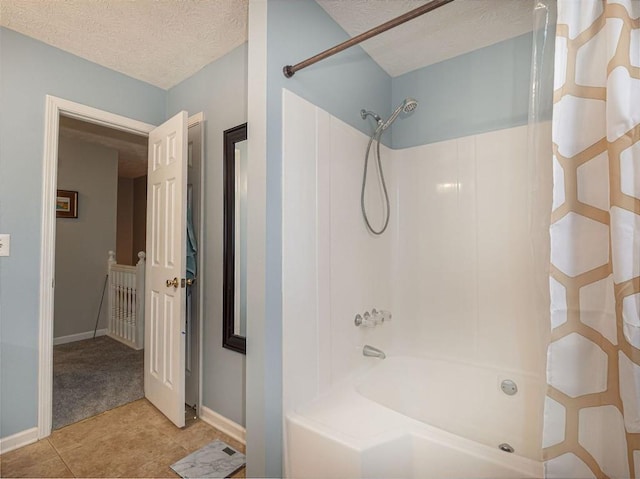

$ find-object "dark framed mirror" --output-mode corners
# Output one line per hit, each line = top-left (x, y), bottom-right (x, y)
(223, 123), (247, 354)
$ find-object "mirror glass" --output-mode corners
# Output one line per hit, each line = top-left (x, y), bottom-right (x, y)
(223, 123), (247, 354)
(234, 139), (248, 338)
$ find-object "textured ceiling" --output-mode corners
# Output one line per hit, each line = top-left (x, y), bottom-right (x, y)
(1, 0), (534, 88)
(59, 116), (148, 179)
(0, 0), (248, 89)
(316, 0), (536, 77)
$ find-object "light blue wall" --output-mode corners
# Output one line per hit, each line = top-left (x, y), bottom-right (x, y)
(247, 1), (391, 477)
(391, 32), (531, 148)
(167, 43), (248, 427)
(0, 27), (166, 439)
(391, 30), (555, 148)
(268, 2), (392, 138)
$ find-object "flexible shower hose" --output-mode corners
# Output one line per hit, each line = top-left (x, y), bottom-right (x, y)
(361, 126), (390, 235)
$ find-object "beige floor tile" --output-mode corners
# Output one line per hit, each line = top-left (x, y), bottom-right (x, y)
(112, 444), (189, 478)
(104, 399), (155, 424)
(144, 415), (186, 440)
(229, 465), (246, 478)
(1, 445), (73, 478)
(167, 421), (225, 453)
(130, 459), (181, 478)
(58, 424), (189, 478)
(2, 401), (247, 479)
(0, 440), (60, 472)
(50, 425), (97, 453)
(56, 442), (123, 478)
(50, 400), (160, 453)
(50, 413), (119, 453)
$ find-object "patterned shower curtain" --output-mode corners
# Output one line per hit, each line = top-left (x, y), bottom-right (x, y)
(544, 1), (640, 478)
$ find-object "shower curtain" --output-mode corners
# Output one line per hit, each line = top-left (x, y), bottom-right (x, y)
(543, 1), (640, 478)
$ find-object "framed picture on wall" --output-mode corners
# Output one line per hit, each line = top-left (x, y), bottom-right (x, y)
(56, 190), (78, 218)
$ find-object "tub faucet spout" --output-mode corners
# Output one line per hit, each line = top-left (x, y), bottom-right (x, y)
(363, 344), (386, 359)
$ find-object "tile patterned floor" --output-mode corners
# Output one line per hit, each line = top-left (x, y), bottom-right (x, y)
(0, 399), (246, 478)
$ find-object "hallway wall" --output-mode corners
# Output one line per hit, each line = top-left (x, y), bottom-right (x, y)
(116, 177), (134, 265)
(54, 137), (118, 340)
(132, 176), (147, 265)
(116, 176), (147, 266)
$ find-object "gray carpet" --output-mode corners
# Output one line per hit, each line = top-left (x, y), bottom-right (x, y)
(53, 335), (144, 430)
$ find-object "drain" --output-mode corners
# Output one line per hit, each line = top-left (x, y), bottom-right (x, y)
(501, 379), (518, 396)
(498, 443), (515, 453)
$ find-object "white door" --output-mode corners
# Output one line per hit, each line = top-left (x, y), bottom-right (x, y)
(145, 111), (188, 428)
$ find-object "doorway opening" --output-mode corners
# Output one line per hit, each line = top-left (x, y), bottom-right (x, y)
(39, 96), (204, 437)
(52, 116), (148, 430)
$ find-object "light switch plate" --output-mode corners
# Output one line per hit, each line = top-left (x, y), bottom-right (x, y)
(0, 234), (11, 256)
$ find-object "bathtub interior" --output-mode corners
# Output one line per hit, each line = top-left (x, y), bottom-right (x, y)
(355, 356), (544, 460)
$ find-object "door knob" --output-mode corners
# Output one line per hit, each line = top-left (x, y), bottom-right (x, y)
(166, 277), (179, 288)
(186, 278), (195, 286)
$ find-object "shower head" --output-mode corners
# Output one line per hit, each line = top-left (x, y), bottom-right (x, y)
(403, 98), (418, 113)
(381, 98), (418, 130)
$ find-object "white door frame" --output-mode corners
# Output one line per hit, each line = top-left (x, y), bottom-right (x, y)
(38, 95), (204, 438)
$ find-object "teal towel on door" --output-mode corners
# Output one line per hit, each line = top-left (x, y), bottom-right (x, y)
(186, 200), (197, 280)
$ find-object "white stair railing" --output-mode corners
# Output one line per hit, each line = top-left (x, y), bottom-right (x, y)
(107, 250), (145, 350)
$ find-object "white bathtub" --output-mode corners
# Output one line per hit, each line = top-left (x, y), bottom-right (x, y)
(285, 355), (544, 479)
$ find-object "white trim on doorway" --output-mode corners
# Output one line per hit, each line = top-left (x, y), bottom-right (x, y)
(38, 95), (155, 439)
(39, 96), (208, 441)
(188, 111), (204, 127)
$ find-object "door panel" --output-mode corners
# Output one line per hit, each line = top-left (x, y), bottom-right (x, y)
(145, 111), (188, 428)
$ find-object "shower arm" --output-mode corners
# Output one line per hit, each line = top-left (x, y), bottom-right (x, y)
(283, 0), (455, 78)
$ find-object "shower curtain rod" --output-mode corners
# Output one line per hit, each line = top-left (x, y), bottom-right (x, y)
(283, 0), (455, 78)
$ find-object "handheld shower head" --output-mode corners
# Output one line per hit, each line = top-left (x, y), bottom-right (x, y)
(403, 98), (418, 113)
(381, 98), (418, 130)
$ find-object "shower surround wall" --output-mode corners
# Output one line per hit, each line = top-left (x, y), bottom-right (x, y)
(282, 89), (549, 457)
(392, 130), (545, 372)
(282, 90), (393, 414)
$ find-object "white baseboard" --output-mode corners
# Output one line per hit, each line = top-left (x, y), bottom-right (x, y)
(0, 427), (38, 454)
(200, 406), (246, 445)
(53, 329), (107, 345)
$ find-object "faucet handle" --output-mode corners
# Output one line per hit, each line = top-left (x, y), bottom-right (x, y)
(355, 312), (376, 327)
(371, 309), (392, 324)
(362, 311), (375, 327)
